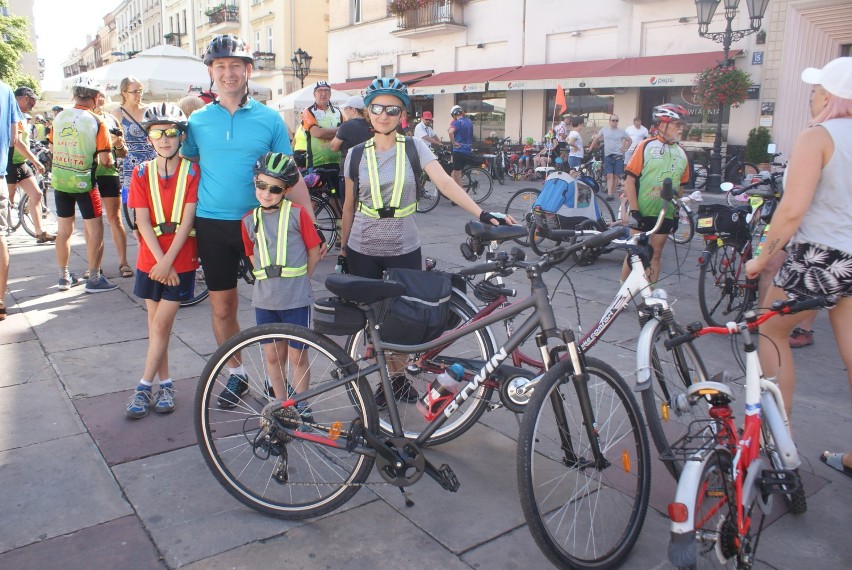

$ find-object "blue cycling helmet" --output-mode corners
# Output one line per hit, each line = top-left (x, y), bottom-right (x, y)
(363, 77), (410, 108)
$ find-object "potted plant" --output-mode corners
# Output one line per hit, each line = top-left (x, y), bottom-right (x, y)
(745, 126), (772, 170)
(687, 126), (702, 142)
(388, 0), (470, 16)
(701, 126), (717, 143)
(693, 65), (752, 110)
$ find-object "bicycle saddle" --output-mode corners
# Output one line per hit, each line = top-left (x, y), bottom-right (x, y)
(465, 221), (528, 242)
(325, 274), (406, 305)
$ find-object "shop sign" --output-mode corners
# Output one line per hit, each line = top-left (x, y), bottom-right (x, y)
(746, 85), (760, 100)
(649, 75), (675, 86)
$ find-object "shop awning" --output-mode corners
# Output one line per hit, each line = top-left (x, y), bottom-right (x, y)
(488, 51), (742, 91)
(331, 71), (433, 93)
(408, 66), (519, 95)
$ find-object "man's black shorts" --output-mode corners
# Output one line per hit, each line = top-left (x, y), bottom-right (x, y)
(452, 151), (473, 171)
(195, 217), (245, 291)
(55, 189), (103, 219)
(96, 175), (121, 199)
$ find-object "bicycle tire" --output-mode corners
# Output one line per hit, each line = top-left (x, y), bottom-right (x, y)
(517, 357), (650, 569)
(668, 202), (695, 244)
(19, 193), (59, 239)
(698, 240), (756, 327)
(344, 290), (496, 446)
(725, 160), (759, 185)
(528, 222), (563, 256)
(463, 166), (493, 204)
(121, 199), (137, 231)
(570, 219), (606, 266)
(7, 197), (22, 232)
(693, 163), (708, 190)
(677, 448), (738, 569)
(180, 263), (209, 307)
(762, 424), (807, 515)
(594, 193), (616, 227)
(416, 172), (441, 213)
(504, 188), (540, 247)
(639, 319), (710, 480)
(195, 323), (377, 519)
(311, 195), (338, 248)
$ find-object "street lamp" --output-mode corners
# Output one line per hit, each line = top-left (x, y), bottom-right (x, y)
(695, 0), (769, 192)
(291, 48), (312, 88)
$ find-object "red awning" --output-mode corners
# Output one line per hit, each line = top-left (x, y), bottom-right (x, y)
(407, 66), (519, 95)
(331, 71), (433, 93)
(488, 51), (742, 91)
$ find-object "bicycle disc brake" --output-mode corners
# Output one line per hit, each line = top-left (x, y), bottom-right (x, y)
(374, 438), (425, 487)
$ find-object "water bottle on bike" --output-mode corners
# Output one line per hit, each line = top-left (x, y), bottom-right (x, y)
(417, 363), (465, 420)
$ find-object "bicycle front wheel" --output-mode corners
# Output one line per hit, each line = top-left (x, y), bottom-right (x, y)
(312, 196), (338, 248)
(517, 357), (650, 569)
(762, 423), (807, 515)
(594, 193), (617, 227)
(416, 172), (441, 213)
(639, 319), (709, 480)
(463, 166), (493, 204)
(668, 203), (695, 244)
(20, 194), (59, 238)
(698, 240), (756, 327)
(725, 161), (759, 185)
(7, 196), (21, 232)
(344, 290), (496, 446)
(195, 323), (377, 519)
(504, 188), (540, 247)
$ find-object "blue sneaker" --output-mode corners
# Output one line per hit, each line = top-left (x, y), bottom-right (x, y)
(126, 389), (153, 419)
(217, 374), (248, 409)
(57, 272), (81, 291)
(85, 274), (119, 294)
(154, 384), (175, 414)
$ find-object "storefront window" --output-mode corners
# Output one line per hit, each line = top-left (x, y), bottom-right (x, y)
(546, 89), (614, 135)
(673, 86), (730, 143)
(455, 90), (506, 148)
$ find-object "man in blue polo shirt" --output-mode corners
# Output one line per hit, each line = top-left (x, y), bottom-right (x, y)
(181, 34), (316, 406)
(448, 105), (474, 188)
(1, 80), (23, 321)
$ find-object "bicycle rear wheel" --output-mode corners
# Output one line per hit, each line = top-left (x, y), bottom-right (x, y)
(692, 162), (708, 190)
(517, 357), (650, 569)
(504, 188), (540, 247)
(344, 290), (495, 446)
(312, 196), (338, 248)
(762, 424), (807, 515)
(20, 193), (59, 238)
(594, 193), (617, 227)
(698, 240), (756, 327)
(195, 323), (377, 519)
(668, 202), (695, 244)
(463, 166), (493, 204)
(180, 262), (209, 307)
(416, 172), (441, 213)
(639, 319), (709, 480)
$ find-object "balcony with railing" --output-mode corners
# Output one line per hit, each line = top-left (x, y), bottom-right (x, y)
(390, 0), (466, 38)
(253, 52), (276, 71)
(206, 4), (240, 33)
(163, 32), (183, 47)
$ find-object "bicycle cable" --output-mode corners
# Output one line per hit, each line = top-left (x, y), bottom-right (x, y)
(548, 261), (584, 333)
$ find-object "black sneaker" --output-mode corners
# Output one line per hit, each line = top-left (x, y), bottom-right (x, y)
(217, 373), (249, 409)
(375, 375), (419, 409)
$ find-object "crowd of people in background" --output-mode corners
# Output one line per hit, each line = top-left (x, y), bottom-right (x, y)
(1, 42), (849, 481)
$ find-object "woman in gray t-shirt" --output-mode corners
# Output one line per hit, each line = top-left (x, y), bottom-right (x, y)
(339, 77), (513, 406)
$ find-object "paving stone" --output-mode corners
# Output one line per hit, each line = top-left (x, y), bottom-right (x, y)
(0, 339), (56, 387)
(0, 516), (163, 570)
(0, 434), (132, 553)
(0, 378), (83, 450)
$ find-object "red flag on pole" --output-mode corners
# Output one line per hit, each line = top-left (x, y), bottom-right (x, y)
(554, 84), (567, 115)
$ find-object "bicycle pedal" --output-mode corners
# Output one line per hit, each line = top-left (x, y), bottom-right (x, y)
(425, 460), (460, 492)
(760, 468), (801, 494)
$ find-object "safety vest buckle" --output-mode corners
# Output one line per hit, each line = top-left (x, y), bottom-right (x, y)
(157, 222), (178, 234)
(264, 265), (284, 278)
(376, 207), (396, 219)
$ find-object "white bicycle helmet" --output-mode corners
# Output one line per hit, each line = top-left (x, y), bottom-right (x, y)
(450, 105), (464, 116)
(142, 103), (188, 130)
(71, 76), (104, 98)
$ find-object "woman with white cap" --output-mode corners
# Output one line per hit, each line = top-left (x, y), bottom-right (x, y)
(745, 57), (852, 479)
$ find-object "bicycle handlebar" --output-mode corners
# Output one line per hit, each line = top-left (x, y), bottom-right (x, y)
(663, 296), (826, 348)
(730, 171), (783, 196)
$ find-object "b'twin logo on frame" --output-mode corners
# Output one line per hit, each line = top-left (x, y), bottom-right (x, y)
(443, 348), (509, 416)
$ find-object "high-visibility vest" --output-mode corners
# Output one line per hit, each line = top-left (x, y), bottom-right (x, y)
(358, 134), (417, 219)
(147, 159), (196, 236)
(252, 201), (308, 280)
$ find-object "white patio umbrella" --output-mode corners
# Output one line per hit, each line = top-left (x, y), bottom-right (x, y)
(62, 45), (272, 102)
(273, 82), (350, 111)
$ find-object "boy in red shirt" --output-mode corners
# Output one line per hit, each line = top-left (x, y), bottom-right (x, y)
(126, 104), (200, 418)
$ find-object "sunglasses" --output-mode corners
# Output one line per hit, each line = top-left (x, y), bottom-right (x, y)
(147, 127), (182, 140)
(125, 90), (144, 95)
(255, 179), (287, 194)
(368, 103), (403, 117)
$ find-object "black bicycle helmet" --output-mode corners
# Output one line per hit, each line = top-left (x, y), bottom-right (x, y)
(142, 103), (188, 130)
(363, 77), (410, 107)
(203, 34), (254, 66)
(253, 152), (300, 188)
(652, 104), (689, 124)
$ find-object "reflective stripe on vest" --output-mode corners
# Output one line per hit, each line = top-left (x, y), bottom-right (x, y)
(147, 159), (195, 236)
(252, 201), (308, 280)
(358, 134), (416, 219)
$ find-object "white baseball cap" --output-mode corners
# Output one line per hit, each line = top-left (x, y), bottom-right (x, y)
(343, 95), (364, 110)
(801, 57), (852, 100)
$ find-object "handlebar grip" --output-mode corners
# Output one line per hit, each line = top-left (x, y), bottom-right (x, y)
(499, 286), (517, 298)
(458, 261), (500, 276)
(581, 226), (627, 250)
(664, 332), (696, 349)
(779, 295), (826, 314)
